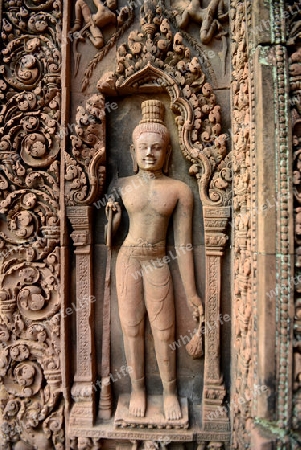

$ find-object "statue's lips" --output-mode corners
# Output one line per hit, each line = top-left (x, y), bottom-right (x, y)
(143, 158), (156, 164)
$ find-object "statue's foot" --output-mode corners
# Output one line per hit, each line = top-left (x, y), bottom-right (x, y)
(164, 394), (182, 421)
(129, 390), (146, 417)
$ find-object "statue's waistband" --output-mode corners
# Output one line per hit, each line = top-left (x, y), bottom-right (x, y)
(120, 239), (166, 258)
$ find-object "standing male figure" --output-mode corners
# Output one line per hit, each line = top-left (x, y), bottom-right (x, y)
(106, 100), (202, 421)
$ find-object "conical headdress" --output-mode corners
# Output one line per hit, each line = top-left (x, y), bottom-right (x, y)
(132, 100), (170, 144)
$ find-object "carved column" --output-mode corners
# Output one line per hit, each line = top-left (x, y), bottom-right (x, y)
(202, 206), (230, 431)
(67, 206), (96, 426)
(63, 88), (106, 431)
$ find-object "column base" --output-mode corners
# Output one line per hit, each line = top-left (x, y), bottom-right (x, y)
(70, 400), (96, 427)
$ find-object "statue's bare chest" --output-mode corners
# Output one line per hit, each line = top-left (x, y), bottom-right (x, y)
(121, 182), (178, 217)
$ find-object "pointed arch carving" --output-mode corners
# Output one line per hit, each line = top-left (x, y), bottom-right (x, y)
(97, 62), (231, 209)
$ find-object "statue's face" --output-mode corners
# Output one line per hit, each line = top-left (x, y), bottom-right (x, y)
(134, 132), (167, 172)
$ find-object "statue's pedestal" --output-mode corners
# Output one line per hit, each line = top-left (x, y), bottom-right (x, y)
(115, 395), (189, 429)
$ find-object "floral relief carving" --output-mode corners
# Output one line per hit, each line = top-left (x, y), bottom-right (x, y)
(0, 0), (234, 446)
(0, 0), (63, 447)
(65, 94), (106, 206)
(230, 0), (253, 447)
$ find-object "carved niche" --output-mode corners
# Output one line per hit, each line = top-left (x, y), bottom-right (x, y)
(66, 0), (232, 448)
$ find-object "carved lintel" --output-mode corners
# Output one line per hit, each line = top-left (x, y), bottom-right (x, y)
(202, 207), (230, 430)
(67, 206), (96, 426)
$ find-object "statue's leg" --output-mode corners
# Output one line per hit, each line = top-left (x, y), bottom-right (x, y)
(116, 249), (146, 417)
(143, 262), (182, 420)
(71, 0), (91, 31)
(201, 0), (220, 44)
(15, 435), (52, 450)
(200, 19), (218, 44)
(175, 9), (190, 30)
(217, 0), (228, 20)
(89, 24), (104, 49)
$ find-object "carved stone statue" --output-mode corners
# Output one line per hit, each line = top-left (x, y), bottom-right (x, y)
(106, 100), (203, 421)
(173, 0), (228, 45)
(72, 0), (118, 49)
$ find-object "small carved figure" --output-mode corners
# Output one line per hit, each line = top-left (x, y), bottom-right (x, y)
(10, 211), (34, 239)
(15, 363), (35, 389)
(18, 287), (45, 312)
(22, 193), (37, 209)
(173, 0), (228, 45)
(106, 100), (202, 420)
(10, 344), (29, 362)
(72, 0), (118, 49)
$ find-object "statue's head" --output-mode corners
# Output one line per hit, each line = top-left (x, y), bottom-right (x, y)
(107, 0), (117, 10)
(131, 100), (171, 174)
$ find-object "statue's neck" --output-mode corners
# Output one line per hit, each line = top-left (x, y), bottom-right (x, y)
(137, 169), (163, 180)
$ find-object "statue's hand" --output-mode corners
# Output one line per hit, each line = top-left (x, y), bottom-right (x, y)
(105, 198), (122, 241)
(188, 295), (203, 322)
(105, 198), (121, 218)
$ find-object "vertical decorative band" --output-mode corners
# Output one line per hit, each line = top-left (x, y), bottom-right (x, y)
(67, 206), (96, 426)
(275, 44), (293, 430)
(0, 0), (63, 446)
(202, 206), (230, 432)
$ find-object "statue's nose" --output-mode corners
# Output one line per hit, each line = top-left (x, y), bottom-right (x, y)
(146, 146), (153, 156)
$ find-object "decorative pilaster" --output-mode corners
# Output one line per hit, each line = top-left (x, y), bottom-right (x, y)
(67, 206), (96, 426)
(202, 206), (230, 431)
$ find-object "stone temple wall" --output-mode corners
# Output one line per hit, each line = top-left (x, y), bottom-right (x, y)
(0, 0), (299, 448)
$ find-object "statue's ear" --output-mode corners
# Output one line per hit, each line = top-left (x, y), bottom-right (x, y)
(163, 144), (172, 174)
(130, 144), (138, 173)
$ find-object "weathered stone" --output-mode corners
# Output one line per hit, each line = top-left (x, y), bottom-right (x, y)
(0, 0), (298, 448)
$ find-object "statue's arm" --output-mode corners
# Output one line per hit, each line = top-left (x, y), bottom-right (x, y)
(173, 183), (203, 314)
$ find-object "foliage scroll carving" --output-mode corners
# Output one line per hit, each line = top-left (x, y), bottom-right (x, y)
(64, 94), (106, 206)
(0, 0), (63, 447)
